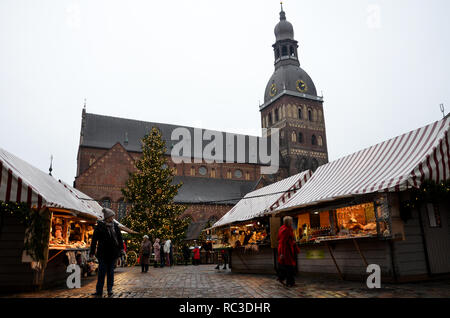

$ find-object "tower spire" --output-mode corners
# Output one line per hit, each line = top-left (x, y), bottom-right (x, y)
(280, 2), (286, 20)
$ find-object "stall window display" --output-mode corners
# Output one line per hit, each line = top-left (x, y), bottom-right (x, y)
(213, 220), (270, 250)
(295, 201), (390, 243)
(49, 214), (94, 249)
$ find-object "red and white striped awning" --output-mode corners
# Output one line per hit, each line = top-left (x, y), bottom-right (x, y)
(0, 147), (103, 219)
(276, 116), (450, 213)
(212, 170), (312, 228)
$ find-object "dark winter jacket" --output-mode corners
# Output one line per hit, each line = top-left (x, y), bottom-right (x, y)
(90, 221), (124, 261)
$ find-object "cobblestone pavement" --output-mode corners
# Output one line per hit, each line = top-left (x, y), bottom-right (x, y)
(5, 265), (450, 298)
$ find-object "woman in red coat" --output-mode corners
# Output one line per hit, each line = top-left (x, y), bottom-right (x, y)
(193, 245), (201, 265)
(277, 216), (300, 287)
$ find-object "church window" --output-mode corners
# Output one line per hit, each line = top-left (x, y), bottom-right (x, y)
(290, 46), (295, 56)
(312, 159), (319, 171)
(298, 107), (302, 119)
(308, 109), (313, 121)
(117, 200), (127, 221)
(101, 198), (111, 209)
(298, 132), (303, 143)
(312, 135), (317, 146)
(234, 169), (243, 179)
(275, 108), (279, 122)
(291, 131), (297, 142)
(281, 46), (288, 56)
(268, 113), (272, 126)
(318, 136), (323, 146)
(190, 166), (195, 176)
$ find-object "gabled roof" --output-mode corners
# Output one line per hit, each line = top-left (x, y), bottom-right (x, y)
(212, 170), (312, 228)
(0, 147), (103, 219)
(275, 117), (450, 213)
(80, 112), (268, 164)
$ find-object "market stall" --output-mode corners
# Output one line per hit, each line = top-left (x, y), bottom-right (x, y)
(212, 171), (312, 274)
(273, 116), (450, 281)
(0, 147), (126, 291)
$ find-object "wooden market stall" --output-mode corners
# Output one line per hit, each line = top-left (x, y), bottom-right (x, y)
(211, 170), (313, 274)
(0, 147), (131, 292)
(272, 116), (450, 282)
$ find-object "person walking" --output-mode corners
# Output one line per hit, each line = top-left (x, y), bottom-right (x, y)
(89, 208), (124, 297)
(153, 238), (161, 268)
(160, 239), (166, 267)
(277, 216), (300, 287)
(139, 235), (152, 273)
(164, 239), (172, 267)
(182, 244), (191, 265)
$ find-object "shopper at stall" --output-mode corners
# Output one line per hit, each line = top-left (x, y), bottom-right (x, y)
(215, 248), (229, 270)
(277, 216), (300, 287)
(153, 238), (161, 268)
(89, 208), (124, 297)
(164, 239), (172, 267)
(193, 245), (201, 265)
(139, 235), (152, 273)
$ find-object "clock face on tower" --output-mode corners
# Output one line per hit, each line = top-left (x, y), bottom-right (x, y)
(296, 80), (308, 93)
(269, 83), (277, 97)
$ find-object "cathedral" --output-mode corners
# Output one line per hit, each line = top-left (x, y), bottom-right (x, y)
(74, 5), (329, 239)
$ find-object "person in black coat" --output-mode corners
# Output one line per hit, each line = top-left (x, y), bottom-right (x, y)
(182, 244), (191, 265)
(89, 208), (124, 297)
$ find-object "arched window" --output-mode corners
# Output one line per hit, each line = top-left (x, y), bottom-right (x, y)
(318, 136), (323, 146)
(308, 109), (313, 121)
(311, 135), (317, 146)
(291, 131), (297, 142)
(290, 46), (295, 56)
(190, 166), (195, 176)
(312, 159), (319, 171)
(298, 107), (302, 119)
(281, 46), (288, 56)
(298, 132), (303, 143)
(211, 168), (216, 178)
(275, 108), (279, 122)
(226, 170), (232, 179)
(268, 113), (272, 126)
(245, 171), (250, 180)
(101, 198), (111, 209)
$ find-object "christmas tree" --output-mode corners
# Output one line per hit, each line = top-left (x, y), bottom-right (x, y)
(121, 127), (189, 248)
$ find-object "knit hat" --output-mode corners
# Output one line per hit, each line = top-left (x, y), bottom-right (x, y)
(102, 208), (115, 220)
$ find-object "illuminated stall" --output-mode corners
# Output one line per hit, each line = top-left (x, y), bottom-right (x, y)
(273, 116), (450, 281)
(0, 148), (132, 292)
(212, 170), (312, 274)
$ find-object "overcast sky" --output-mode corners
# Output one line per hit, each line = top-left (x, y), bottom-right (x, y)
(1, 0), (449, 185)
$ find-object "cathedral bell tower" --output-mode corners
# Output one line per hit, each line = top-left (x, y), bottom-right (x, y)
(260, 4), (329, 177)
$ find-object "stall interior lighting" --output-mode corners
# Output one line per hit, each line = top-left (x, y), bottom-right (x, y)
(313, 211), (319, 215)
(245, 224), (253, 227)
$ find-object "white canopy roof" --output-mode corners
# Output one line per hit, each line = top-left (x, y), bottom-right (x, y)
(213, 170), (312, 228)
(0, 147), (103, 219)
(275, 116), (450, 213)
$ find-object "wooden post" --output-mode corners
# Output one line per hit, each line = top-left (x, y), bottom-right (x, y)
(353, 238), (368, 267)
(325, 241), (344, 280)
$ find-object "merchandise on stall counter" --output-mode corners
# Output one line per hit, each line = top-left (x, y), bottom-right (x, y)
(48, 215), (94, 249)
(213, 220), (269, 249)
(294, 201), (389, 243)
